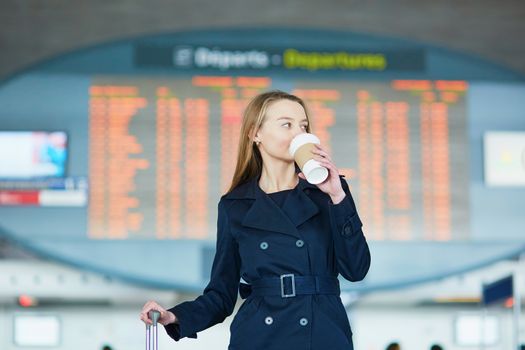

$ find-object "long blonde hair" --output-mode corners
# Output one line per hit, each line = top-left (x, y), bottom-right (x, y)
(226, 90), (312, 194)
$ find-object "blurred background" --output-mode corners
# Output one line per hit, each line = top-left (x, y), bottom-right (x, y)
(0, 1), (524, 349)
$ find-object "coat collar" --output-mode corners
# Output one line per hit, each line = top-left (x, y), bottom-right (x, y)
(224, 174), (319, 200)
(223, 175), (321, 238)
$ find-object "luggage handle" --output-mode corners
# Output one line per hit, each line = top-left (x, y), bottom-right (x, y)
(146, 310), (161, 350)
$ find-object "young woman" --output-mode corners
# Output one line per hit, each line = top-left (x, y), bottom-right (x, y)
(140, 90), (371, 349)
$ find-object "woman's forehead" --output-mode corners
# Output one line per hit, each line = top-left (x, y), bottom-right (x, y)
(265, 99), (306, 120)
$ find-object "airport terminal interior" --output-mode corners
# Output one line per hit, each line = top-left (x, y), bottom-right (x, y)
(0, 1), (524, 349)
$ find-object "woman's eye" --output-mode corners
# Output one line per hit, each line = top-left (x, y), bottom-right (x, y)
(283, 122), (308, 129)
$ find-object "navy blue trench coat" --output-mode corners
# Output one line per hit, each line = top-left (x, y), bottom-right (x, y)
(164, 174), (371, 349)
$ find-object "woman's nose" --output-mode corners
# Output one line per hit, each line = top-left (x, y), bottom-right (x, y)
(292, 127), (306, 138)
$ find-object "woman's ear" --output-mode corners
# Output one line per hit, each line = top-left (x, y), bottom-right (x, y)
(249, 126), (261, 144)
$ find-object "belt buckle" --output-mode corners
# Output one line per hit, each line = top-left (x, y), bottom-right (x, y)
(280, 273), (296, 298)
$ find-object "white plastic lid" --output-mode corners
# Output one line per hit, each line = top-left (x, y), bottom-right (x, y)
(288, 133), (321, 157)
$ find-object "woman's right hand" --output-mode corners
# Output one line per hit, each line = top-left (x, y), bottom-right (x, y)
(140, 300), (177, 326)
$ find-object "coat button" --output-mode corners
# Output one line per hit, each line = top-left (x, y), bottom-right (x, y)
(344, 226), (352, 235)
(260, 242), (269, 250)
(299, 317), (308, 326)
(305, 189), (310, 195)
(265, 316), (273, 325)
(295, 239), (304, 248)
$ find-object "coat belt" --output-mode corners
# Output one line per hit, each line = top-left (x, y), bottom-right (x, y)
(239, 274), (340, 299)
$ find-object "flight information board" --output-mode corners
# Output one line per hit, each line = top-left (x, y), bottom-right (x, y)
(88, 76), (469, 241)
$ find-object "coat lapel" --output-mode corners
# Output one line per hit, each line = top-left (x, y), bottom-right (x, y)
(227, 176), (320, 238)
(281, 186), (320, 228)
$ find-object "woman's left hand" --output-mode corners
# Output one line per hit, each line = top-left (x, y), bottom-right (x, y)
(298, 144), (346, 203)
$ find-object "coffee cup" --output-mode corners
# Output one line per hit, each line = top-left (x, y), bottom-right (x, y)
(289, 133), (329, 184)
